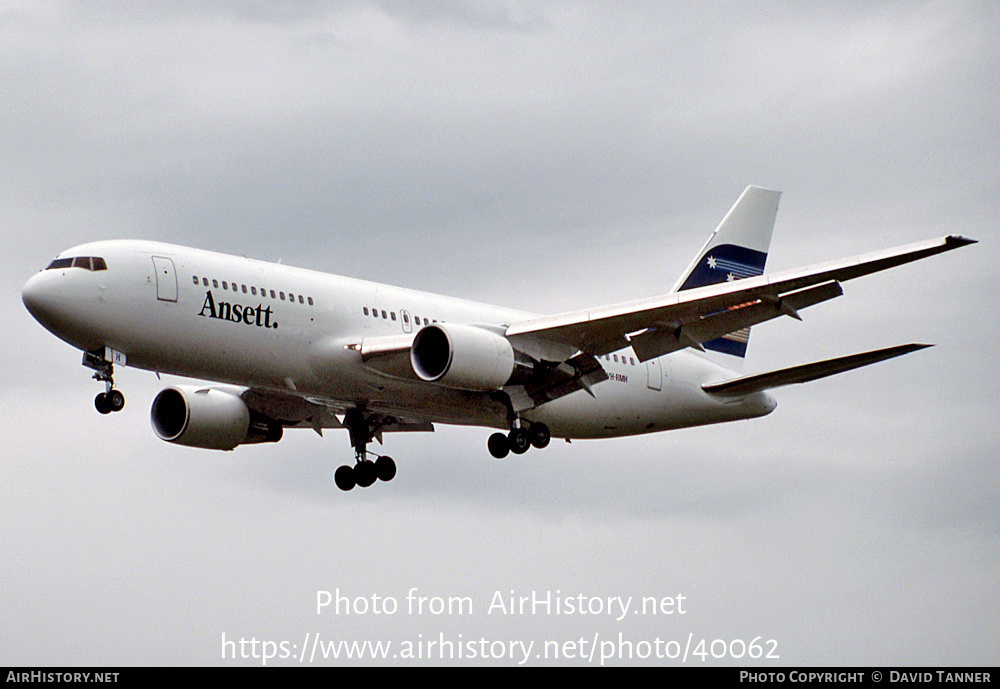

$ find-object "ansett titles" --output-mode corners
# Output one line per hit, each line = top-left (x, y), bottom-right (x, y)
(198, 290), (278, 329)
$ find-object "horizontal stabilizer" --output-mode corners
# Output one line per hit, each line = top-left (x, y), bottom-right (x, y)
(702, 343), (932, 396)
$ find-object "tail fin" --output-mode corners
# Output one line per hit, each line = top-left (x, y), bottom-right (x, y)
(670, 185), (781, 358)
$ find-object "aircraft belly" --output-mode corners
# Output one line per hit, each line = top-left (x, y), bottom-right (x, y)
(526, 353), (772, 440)
(526, 376), (661, 439)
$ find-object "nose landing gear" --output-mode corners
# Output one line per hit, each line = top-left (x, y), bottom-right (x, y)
(84, 348), (126, 414)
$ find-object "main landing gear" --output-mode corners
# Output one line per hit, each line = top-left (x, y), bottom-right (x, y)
(84, 349), (125, 415)
(487, 421), (550, 459)
(334, 409), (398, 491)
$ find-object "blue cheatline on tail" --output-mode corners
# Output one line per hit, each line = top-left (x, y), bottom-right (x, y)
(670, 186), (781, 358)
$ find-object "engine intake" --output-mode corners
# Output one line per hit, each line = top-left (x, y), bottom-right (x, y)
(151, 386), (283, 451)
(410, 323), (515, 391)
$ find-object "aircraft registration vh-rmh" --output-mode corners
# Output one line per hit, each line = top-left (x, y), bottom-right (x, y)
(22, 186), (975, 491)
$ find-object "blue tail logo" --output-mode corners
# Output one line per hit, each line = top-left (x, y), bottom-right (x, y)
(668, 186), (780, 359)
(677, 244), (768, 357)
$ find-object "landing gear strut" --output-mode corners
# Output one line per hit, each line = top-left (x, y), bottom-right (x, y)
(84, 349), (125, 415)
(488, 421), (550, 459)
(334, 409), (398, 491)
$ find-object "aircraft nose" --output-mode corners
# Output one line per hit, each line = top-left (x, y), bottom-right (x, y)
(21, 270), (76, 333)
(22, 267), (105, 351)
(21, 271), (55, 323)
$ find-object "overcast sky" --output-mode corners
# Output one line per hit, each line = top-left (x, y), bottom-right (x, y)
(2, 0), (997, 666)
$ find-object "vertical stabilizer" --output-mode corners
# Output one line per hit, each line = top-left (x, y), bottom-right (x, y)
(670, 186), (781, 358)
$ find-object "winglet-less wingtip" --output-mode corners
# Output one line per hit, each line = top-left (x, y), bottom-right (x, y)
(946, 235), (977, 247)
(702, 343), (934, 397)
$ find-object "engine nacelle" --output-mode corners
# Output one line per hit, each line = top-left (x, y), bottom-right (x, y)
(410, 323), (515, 391)
(150, 386), (283, 451)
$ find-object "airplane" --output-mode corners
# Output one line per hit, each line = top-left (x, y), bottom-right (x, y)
(21, 186), (975, 491)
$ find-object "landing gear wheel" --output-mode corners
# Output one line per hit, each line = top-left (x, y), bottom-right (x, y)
(508, 428), (530, 455)
(488, 433), (511, 459)
(374, 456), (396, 482)
(354, 461), (377, 488)
(108, 389), (125, 412)
(95, 392), (112, 415)
(334, 465), (356, 491)
(529, 422), (550, 449)
(339, 409), (404, 489)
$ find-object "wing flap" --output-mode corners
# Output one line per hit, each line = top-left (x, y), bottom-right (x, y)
(702, 343), (932, 397)
(630, 280), (844, 362)
(242, 386), (435, 435)
(504, 351), (609, 412)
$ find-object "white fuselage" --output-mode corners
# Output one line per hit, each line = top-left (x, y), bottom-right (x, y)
(22, 239), (776, 440)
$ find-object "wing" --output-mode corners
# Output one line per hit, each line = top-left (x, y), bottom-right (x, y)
(505, 235), (976, 362)
(240, 387), (433, 437)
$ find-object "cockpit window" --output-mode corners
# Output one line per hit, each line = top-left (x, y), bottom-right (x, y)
(46, 256), (107, 271)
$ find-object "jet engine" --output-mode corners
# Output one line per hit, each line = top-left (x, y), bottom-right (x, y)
(410, 323), (515, 391)
(150, 386), (283, 451)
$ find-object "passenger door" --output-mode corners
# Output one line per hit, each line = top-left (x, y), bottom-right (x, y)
(152, 256), (178, 302)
